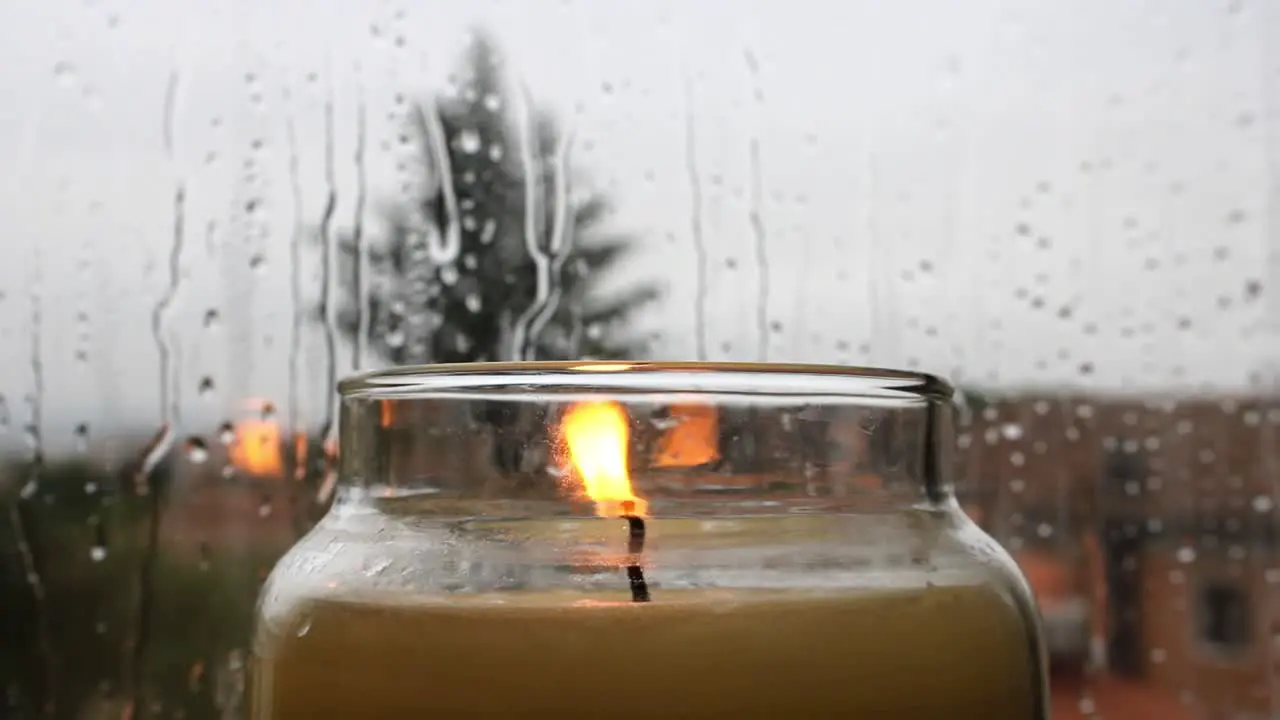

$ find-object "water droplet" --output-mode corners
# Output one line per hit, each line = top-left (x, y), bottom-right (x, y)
(258, 498), (273, 518)
(218, 422), (236, 446)
(185, 437), (209, 464)
(198, 376), (216, 396)
(296, 618), (312, 637)
(1252, 495), (1274, 513)
(260, 402), (277, 422)
(203, 309), (220, 328)
(89, 545), (107, 562)
(1176, 546), (1196, 564)
(248, 254), (266, 270)
(456, 128), (482, 154)
(482, 93), (502, 112)
(74, 423), (90, 452)
(439, 264), (459, 286)
(464, 293), (482, 313)
(1000, 423), (1023, 441)
(53, 61), (75, 83)
(84, 481), (98, 495)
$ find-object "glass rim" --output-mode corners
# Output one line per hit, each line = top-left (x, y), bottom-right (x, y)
(338, 361), (953, 402)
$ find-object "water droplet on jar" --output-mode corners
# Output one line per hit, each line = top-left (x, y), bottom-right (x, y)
(260, 402), (277, 422)
(1000, 423), (1023, 441)
(464, 293), (482, 313)
(258, 498), (273, 518)
(74, 423), (90, 452)
(1252, 495), (1274, 513)
(482, 93), (502, 112)
(1176, 546), (1196, 563)
(203, 309), (220, 328)
(198, 376), (216, 396)
(295, 618), (312, 637)
(89, 545), (107, 562)
(439, 265), (459, 286)
(218, 422), (236, 446)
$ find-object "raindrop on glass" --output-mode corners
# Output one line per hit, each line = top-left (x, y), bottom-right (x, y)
(456, 128), (482, 154)
(185, 437), (209, 464)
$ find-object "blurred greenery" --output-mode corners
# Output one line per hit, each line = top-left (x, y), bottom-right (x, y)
(1, 455), (277, 719)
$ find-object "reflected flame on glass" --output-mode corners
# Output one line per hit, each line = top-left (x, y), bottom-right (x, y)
(651, 403), (720, 468)
(561, 400), (647, 517)
(569, 363), (635, 373)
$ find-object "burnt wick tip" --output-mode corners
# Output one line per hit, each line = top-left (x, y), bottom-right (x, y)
(622, 514), (649, 603)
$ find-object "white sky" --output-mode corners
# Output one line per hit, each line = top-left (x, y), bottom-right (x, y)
(0, 0), (1278, 452)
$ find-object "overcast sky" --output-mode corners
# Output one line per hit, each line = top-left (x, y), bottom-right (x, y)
(0, 0), (1277, 452)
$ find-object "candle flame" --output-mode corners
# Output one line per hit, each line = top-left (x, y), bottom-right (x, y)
(561, 401), (647, 517)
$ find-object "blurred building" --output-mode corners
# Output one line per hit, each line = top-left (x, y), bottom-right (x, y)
(959, 395), (1280, 718)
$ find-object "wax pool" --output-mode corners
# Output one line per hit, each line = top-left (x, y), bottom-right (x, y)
(251, 583), (1041, 718)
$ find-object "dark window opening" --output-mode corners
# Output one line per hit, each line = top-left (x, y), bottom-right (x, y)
(1198, 582), (1251, 652)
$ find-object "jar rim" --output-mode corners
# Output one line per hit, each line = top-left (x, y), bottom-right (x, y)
(338, 361), (953, 402)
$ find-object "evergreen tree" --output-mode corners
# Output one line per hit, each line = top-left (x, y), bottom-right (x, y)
(335, 30), (657, 365)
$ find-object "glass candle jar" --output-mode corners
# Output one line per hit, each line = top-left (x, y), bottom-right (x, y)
(251, 362), (1048, 718)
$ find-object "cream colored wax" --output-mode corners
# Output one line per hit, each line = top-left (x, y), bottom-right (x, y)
(251, 583), (1043, 719)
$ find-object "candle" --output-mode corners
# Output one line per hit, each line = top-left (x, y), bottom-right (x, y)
(252, 396), (1044, 718)
(251, 583), (1039, 718)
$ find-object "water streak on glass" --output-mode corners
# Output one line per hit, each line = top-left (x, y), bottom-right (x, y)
(284, 97), (304, 464)
(350, 89), (369, 371)
(316, 82), (339, 445)
(744, 48), (769, 362)
(132, 67), (187, 713)
(681, 68), (707, 361)
(13, 239), (54, 714)
(415, 100), (463, 266)
(510, 82), (576, 361)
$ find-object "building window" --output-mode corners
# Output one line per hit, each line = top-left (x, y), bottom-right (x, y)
(1198, 582), (1252, 653)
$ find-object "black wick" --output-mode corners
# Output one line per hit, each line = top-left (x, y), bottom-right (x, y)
(620, 501), (650, 603)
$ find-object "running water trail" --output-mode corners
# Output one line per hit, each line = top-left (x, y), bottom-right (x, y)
(316, 80), (339, 449)
(681, 69), (708, 361)
(350, 88), (369, 371)
(509, 82), (576, 361)
(13, 235), (56, 715)
(744, 49), (769, 362)
(132, 67), (185, 714)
